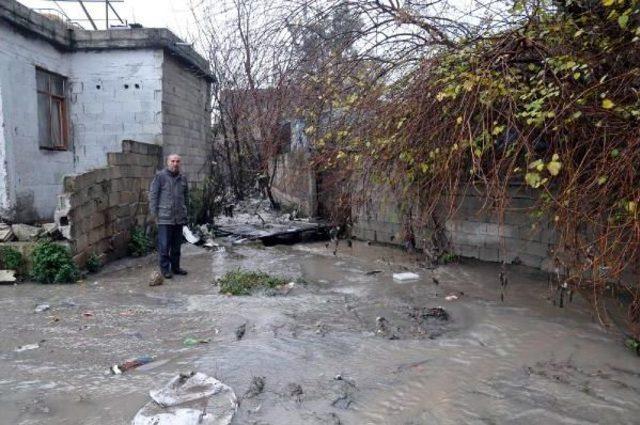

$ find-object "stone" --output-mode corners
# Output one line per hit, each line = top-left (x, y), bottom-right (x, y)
(11, 224), (43, 242)
(0, 270), (16, 283)
(0, 223), (15, 242)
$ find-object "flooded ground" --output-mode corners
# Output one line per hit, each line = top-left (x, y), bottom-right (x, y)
(0, 240), (638, 424)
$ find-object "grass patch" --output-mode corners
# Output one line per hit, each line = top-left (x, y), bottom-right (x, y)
(218, 269), (287, 295)
(31, 240), (78, 284)
(0, 246), (24, 273)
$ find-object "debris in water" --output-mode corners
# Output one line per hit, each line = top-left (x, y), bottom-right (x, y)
(110, 355), (154, 375)
(148, 271), (164, 287)
(15, 342), (41, 352)
(182, 225), (200, 244)
(244, 376), (265, 398)
(393, 272), (420, 282)
(34, 304), (50, 313)
(375, 316), (398, 339)
(285, 382), (303, 401)
(183, 337), (211, 347)
(132, 371), (237, 425)
(423, 307), (449, 321)
(365, 270), (383, 275)
(235, 323), (247, 340)
(499, 271), (508, 302)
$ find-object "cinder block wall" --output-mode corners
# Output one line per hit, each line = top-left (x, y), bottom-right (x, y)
(353, 184), (555, 270)
(269, 151), (317, 217)
(161, 55), (211, 185)
(54, 140), (162, 265)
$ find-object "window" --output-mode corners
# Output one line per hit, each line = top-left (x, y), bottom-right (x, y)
(36, 68), (68, 150)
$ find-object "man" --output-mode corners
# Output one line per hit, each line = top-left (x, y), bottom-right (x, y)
(149, 154), (189, 279)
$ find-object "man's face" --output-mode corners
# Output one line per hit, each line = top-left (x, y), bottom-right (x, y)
(167, 155), (181, 173)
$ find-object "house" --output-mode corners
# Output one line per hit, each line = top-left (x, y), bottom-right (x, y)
(0, 0), (214, 222)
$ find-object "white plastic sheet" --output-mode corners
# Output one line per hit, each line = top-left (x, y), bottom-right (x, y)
(132, 372), (237, 425)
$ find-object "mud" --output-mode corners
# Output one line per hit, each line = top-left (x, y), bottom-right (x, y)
(0, 241), (639, 424)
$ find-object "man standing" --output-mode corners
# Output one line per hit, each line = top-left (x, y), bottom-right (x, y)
(149, 154), (189, 279)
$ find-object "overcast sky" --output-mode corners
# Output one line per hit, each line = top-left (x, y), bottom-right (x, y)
(17, 0), (197, 40)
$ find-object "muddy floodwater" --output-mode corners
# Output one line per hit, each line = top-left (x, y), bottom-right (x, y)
(0, 241), (639, 424)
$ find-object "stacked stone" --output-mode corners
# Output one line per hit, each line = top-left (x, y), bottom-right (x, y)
(55, 140), (161, 265)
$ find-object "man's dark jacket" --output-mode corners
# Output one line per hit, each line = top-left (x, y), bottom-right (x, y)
(149, 169), (189, 225)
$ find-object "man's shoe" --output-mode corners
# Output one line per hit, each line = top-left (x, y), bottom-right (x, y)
(173, 268), (188, 276)
(162, 271), (173, 279)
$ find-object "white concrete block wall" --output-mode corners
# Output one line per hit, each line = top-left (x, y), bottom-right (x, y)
(161, 55), (210, 184)
(70, 50), (163, 173)
(0, 24), (74, 221)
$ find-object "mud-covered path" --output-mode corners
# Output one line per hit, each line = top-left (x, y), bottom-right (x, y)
(0, 241), (638, 424)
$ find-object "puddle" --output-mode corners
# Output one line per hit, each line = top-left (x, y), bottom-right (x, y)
(0, 242), (638, 424)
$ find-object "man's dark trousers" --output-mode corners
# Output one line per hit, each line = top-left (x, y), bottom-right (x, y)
(158, 224), (183, 273)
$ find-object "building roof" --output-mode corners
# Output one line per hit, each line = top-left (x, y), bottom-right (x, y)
(0, 0), (214, 82)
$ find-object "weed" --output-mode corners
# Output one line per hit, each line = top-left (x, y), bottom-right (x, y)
(128, 227), (151, 257)
(440, 252), (458, 264)
(31, 240), (78, 284)
(218, 269), (287, 295)
(86, 252), (102, 273)
(0, 246), (24, 273)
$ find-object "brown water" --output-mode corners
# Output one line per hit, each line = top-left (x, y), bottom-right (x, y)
(0, 241), (638, 424)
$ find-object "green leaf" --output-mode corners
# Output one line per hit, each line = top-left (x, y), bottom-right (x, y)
(598, 176), (608, 185)
(618, 14), (629, 29)
(602, 99), (615, 109)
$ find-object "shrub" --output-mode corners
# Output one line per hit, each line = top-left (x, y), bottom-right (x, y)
(31, 240), (78, 284)
(128, 227), (151, 257)
(217, 269), (287, 295)
(86, 252), (102, 273)
(0, 246), (24, 273)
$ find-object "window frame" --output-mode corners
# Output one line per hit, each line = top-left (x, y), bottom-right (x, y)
(36, 68), (69, 151)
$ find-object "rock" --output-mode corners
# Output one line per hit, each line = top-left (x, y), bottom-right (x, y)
(0, 223), (14, 242)
(0, 269), (16, 283)
(11, 224), (43, 242)
(149, 271), (164, 287)
(42, 223), (62, 239)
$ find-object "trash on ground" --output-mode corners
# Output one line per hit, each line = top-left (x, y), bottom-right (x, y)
(132, 371), (237, 425)
(183, 226), (201, 245)
(111, 355), (154, 375)
(0, 269), (17, 283)
(15, 342), (41, 352)
(235, 323), (246, 340)
(203, 239), (220, 249)
(183, 337), (211, 347)
(393, 272), (420, 282)
(244, 376), (265, 398)
(365, 270), (383, 275)
(83, 311), (94, 317)
(445, 292), (463, 301)
(149, 271), (164, 287)
(34, 304), (51, 313)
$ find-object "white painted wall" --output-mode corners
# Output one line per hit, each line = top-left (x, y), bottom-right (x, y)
(0, 22), (210, 222)
(70, 50), (163, 173)
(0, 24), (74, 222)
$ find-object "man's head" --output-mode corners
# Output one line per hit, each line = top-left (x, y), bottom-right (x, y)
(166, 154), (181, 173)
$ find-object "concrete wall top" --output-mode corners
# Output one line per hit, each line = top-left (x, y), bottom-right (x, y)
(0, 0), (213, 82)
